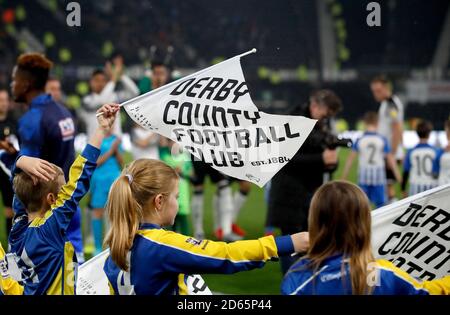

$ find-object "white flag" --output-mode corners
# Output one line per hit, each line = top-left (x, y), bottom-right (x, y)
(76, 250), (110, 295)
(372, 184), (450, 280)
(123, 49), (316, 187)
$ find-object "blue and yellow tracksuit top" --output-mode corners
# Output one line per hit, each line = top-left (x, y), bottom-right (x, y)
(103, 223), (295, 295)
(8, 145), (99, 295)
(281, 254), (450, 295)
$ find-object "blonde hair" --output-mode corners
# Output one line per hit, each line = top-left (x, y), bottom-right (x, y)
(104, 159), (178, 271)
(306, 180), (374, 295)
(13, 164), (64, 213)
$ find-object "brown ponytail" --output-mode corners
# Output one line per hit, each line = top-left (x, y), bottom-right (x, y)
(104, 159), (178, 271)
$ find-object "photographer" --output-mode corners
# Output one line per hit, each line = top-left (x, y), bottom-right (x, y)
(267, 89), (343, 274)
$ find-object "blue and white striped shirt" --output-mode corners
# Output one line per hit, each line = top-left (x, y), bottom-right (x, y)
(353, 132), (390, 186)
(404, 143), (440, 195)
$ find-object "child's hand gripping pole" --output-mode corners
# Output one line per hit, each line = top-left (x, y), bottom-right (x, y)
(90, 103), (120, 148)
(290, 232), (310, 257)
(96, 103), (121, 118)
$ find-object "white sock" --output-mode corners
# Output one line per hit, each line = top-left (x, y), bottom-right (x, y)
(191, 192), (204, 237)
(217, 183), (233, 235)
(233, 190), (248, 222)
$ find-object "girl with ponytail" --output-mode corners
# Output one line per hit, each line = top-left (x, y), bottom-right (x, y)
(103, 159), (310, 295)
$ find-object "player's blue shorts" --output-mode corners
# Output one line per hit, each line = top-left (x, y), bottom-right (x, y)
(89, 174), (118, 209)
(359, 184), (386, 208)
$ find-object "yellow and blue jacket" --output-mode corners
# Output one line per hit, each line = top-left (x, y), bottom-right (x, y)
(281, 254), (450, 295)
(103, 223), (294, 295)
(0, 242), (23, 295)
(8, 145), (99, 295)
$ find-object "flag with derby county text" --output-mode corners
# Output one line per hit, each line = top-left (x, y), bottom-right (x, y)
(372, 184), (450, 280)
(122, 49), (317, 187)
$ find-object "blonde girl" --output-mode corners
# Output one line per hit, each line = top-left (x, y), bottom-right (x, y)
(103, 159), (309, 295)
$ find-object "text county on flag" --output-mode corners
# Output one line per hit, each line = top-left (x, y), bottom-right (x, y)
(122, 49), (317, 187)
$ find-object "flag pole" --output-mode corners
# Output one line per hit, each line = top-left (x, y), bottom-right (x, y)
(96, 48), (257, 116)
(236, 48), (257, 59)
